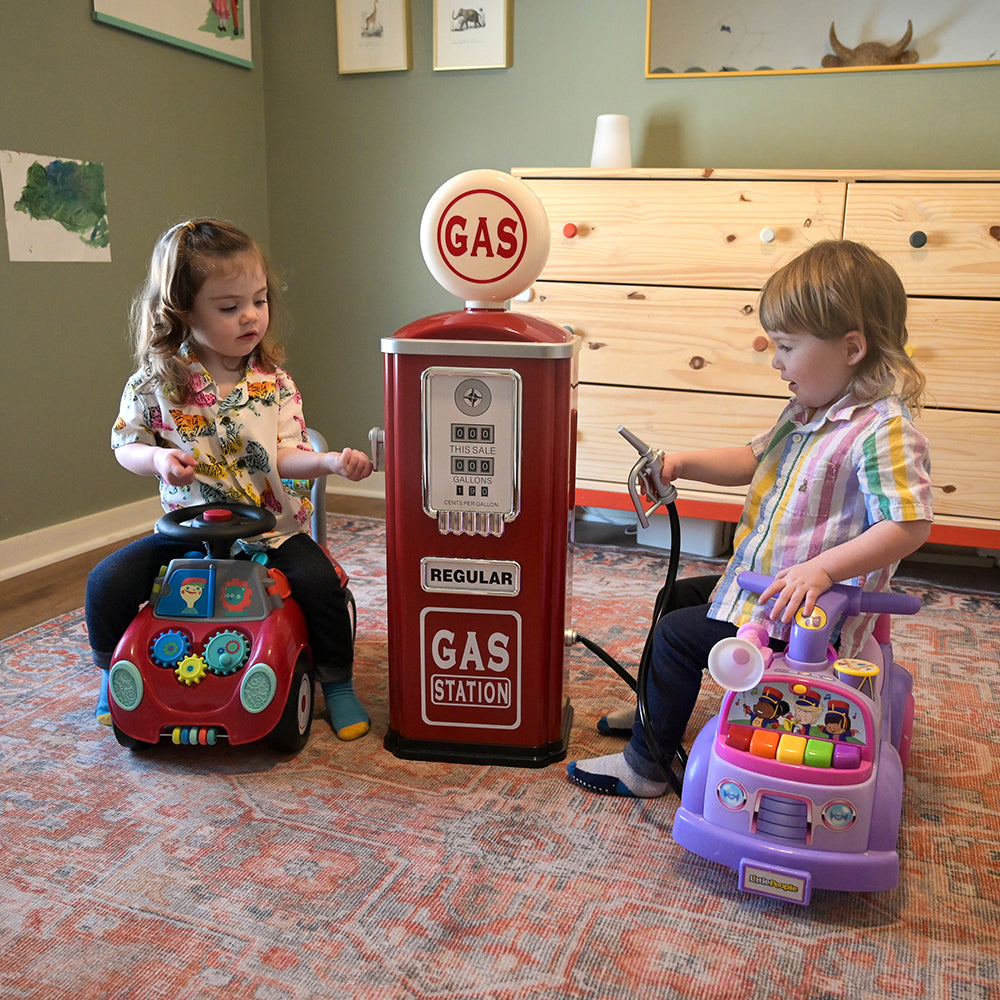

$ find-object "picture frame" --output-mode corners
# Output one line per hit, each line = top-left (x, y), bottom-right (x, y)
(433, 1), (512, 71)
(646, 0), (1000, 78)
(336, 0), (412, 74)
(92, 0), (252, 69)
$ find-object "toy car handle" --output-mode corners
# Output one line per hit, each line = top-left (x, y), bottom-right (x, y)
(368, 427), (385, 473)
(737, 572), (922, 617)
(618, 425), (678, 529)
(156, 503), (278, 558)
(737, 570), (921, 671)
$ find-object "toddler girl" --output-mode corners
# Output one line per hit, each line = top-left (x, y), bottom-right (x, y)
(86, 218), (373, 740)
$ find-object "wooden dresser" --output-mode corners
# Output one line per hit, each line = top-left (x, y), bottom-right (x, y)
(512, 168), (1000, 549)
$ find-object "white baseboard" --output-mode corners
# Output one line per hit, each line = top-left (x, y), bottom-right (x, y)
(0, 474), (388, 584)
(324, 470), (386, 501)
(0, 497), (164, 583)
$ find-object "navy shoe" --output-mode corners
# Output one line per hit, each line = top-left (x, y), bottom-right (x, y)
(596, 715), (633, 737)
(566, 760), (637, 797)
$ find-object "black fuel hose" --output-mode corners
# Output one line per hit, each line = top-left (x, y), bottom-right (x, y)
(574, 499), (686, 797)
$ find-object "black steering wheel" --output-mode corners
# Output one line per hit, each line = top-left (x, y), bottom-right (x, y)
(156, 503), (277, 558)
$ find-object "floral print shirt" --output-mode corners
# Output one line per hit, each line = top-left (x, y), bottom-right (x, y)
(111, 346), (313, 550)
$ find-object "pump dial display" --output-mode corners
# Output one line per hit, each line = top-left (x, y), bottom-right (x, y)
(422, 367), (520, 521)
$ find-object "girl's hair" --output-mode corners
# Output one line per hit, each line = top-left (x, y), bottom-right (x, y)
(758, 239), (925, 411)
(130, 218), (286, 403)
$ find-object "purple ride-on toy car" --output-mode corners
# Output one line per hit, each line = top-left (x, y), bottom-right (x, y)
(672, 571), (921, 905)
(106, 502), (354, 754)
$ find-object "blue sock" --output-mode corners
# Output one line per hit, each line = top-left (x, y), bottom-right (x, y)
(321, 680), (369, 741)
(95, 670), (111, 726)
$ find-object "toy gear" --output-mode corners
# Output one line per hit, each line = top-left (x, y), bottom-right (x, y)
(204, 630), (251, 675)
(150, 629), (190, 668)
(175, 654), (209, 686)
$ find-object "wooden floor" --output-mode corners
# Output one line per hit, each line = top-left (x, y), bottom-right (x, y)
(0, 496), (385, 640)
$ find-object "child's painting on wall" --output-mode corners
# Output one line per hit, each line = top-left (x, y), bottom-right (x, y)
(0, 150), (111, 263)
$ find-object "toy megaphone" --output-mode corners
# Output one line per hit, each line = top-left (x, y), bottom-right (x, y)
(707, 624), (773, 692)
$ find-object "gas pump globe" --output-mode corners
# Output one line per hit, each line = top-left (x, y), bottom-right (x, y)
(377, 169), (580, 766)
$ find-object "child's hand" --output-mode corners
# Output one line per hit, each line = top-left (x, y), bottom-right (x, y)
(329, 447), (373, 482)
(153, 448), (198, 487)
(657, 454), (684, 484)
(758, 561), (834, 625)
(640, 453), (681, 499)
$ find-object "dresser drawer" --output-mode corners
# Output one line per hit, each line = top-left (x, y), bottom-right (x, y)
(577, 385), (999, 522)
(916, 408), (1000, 521)
(528, 282), (780, 395)
(524, 284), (1000, 411)
(908, 298), (1000, 410)
(845, 182), (1000, 297)
(576, 384), (776, 503)
(528, 179), (845, 288)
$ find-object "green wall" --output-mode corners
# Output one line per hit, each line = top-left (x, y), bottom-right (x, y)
(2, 1), (998, 542)
(1, 5), (268, 540)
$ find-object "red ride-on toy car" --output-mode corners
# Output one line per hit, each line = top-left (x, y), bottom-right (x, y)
(106, 502), (355, 754)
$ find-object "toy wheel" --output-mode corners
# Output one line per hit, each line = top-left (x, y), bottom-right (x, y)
(269, 654), (314, 754)
(112, 722), (154, 751)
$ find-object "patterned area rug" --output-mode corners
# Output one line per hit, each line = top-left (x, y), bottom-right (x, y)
(2, 515), (998, 1000)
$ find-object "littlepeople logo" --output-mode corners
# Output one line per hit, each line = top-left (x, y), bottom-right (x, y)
(436, 188), (527, 285)
(747, 873), (799, 894)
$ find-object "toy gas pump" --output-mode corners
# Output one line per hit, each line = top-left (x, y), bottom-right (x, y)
(376, 170), (580, 766)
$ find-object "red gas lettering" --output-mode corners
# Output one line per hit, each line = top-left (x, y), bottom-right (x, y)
(431, 629), (509, 673)
(443, 215), (520, 259)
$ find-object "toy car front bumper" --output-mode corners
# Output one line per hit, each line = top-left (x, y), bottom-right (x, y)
(673, 806), (899, 899)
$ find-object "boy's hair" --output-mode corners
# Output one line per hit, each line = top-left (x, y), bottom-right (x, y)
(130, 218), (286, 403)
(758, 239), (925, 411)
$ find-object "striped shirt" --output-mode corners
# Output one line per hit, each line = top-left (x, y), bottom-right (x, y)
(708, 392), (933, 656)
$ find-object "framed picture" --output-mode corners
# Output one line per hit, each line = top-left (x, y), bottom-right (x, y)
(434, 1), (513, 71)
(92, 1), (252, 69)
(646, 0), (1000, 77)
(336, 0), (412, 74)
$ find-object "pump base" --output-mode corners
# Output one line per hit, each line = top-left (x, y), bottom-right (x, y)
(384, 703), (573, 768)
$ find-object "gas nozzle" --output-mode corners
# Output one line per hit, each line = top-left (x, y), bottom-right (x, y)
(618, 424), (677, 529)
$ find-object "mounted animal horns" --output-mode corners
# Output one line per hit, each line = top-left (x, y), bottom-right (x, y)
(826, 19), (917, 67)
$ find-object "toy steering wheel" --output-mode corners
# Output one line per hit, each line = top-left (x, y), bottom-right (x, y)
(156, 503), (277, 558)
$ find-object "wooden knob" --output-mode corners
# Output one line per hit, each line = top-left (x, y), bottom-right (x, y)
(909, 230), (928, 249)
(752, 336), (770, 352)
(562, 223), (578, 239)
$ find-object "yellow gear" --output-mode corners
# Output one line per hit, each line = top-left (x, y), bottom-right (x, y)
(175, 654), (209, 686)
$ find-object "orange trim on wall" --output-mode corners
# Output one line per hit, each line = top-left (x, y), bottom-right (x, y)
(575, 488), (743, 524)
(574, 489), (997, 549)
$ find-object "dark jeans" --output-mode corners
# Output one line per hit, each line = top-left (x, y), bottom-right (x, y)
(623, 575), (734, 780)
(85, 532), (354, 684)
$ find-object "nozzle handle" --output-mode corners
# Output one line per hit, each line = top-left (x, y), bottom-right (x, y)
(618, 425), (677, 529)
